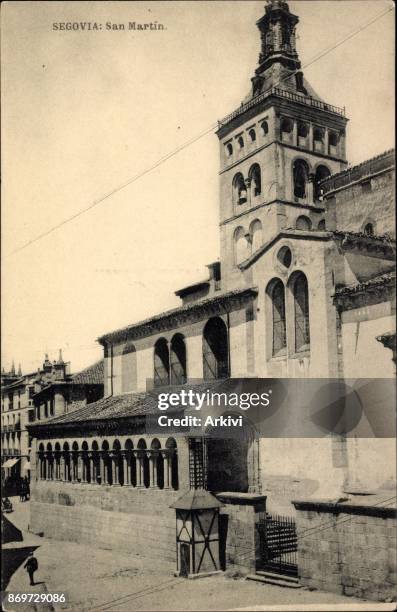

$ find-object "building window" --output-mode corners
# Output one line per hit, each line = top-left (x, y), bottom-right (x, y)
(295, 215), (312, 230)
(225, 142), (233, 157)
(202, 317), (229, 380)
(248, 163), (261, 197)
(170, 334), (187, 385)
(314, 165), (331, 201)
(261, 120), (269, 136)
(237, 135), (244, 149)
(297, 122), (308, 147)
(122, 343), (137, 393)
(234, 226), (249, 265)
(294, 273), (310, 352)
(364, 222), (374, 236)
(277, 246), (292, 269)
(293, 159), (309, 199)
(232, 173), (247, 205)
(328, 131), (339, 154)
(154, 338), (170, 387)
(281, 117), (293, 143)
(313, 127), (324, 152)
(271, 280), (286, 356)
(248, 128), (256, 143)
(250, 219), (263, 253)
(318, 219), (326, 231)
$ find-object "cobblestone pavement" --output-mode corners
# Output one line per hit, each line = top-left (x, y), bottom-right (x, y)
(2, 497), (381, 612)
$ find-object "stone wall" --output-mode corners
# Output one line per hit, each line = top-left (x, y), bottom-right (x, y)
(217, 492), (266, 572)
(293, 499), (397, 601)
(30, 480), (179, 565)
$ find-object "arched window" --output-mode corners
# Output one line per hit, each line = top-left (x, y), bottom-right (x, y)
(248, 163), (261, 197)
(248, 129), (256, 143)
(293, 160), (309, 199)
(314, 165), (331, 201)
(293, 273), (310, 352)
(234, 226), (248, 265)
(328, 131), (339, 154)
(166, 438), (178, 490)
(250, 219), (263, 253)
(237, 136), (244, 149)
(151, 439), (164, 489)
(261, 120), (269, 136)
(63, 442), (71, 482)
(225, 143), (233, 157)
(313, 127), (324, 153)
(364, 222), (374, 236)
(318, 219), (326, 231)
(203, 317), (229, 380)
(122, 343), (137, 393)
(154, 338), (169, 387)
(281, 117), (293, 142)
(233, 173), (247, 206)
(295, 215), (312, 231)
(170, 334), (187, 385)
(271, 280), (286, 356)
(297, 122), (308, 146)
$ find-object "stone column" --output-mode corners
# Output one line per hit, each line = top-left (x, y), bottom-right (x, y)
(76, 453), (82, 482)
(60, 455), (65, 481)
(100, 452), (106, 485)
(136, 451), (144, 488)
(292, 120), (298, 147)
(307, 173), (315, 204)
(308, 123), (314, 151)
(123, 452), (132, 486)
(162, 450), (172, 489)
(245, 177), (252, 207)
(111, 453), (120, 486)
(324, 128), (329, 155)
(149, 451), (158, 488)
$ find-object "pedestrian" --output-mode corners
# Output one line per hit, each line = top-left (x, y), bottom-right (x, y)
(24, 552), (38, 586)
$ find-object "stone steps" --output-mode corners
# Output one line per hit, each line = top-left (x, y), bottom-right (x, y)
(246, 571), (301, 589)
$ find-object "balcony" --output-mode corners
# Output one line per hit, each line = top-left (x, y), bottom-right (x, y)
(218, 87), (346, 129)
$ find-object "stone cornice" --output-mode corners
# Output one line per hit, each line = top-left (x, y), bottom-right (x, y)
(333, 272), (396, 310)
(220, 199), (325, 227)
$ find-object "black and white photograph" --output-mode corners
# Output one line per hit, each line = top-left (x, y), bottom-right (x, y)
(1, 1), (396, 610)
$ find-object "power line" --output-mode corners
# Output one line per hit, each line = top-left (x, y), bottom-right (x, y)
(4, 5), (393, 259)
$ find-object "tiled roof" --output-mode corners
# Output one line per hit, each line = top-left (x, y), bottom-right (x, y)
(320, 149), (395, 194)
(97, 287), (258, 344)
(27, 381), (225, 429)
(72, 360), (104, 385)
(334, 272), (396, 298)
(332, 230), (395, 246)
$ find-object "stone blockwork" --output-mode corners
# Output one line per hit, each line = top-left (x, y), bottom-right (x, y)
(30, 481), (180, 564)
(217, 492), (266, 572)
(293, 499), (397, 602)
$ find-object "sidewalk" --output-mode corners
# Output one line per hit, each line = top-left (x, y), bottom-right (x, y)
(2, 497), (377, 612)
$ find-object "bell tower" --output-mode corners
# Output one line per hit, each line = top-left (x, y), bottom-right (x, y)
(216, 0), (349, 290)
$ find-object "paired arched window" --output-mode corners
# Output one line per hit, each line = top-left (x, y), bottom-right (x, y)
(233, 173), (247, 206)
(293, 159), (309, 199)
(268, 272), (310, 357)
(203, 317), (229, 380)
(154, 335), (187, 387)
(170, 334), (187, 385)
(270, 280), (287, 356)
(248, 164), (262, 197)
(122, 343), (137, 393)
(314, 165), (331, 201)
(293, 273), (310, 352)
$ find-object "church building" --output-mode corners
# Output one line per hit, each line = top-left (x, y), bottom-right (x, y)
(28, 1), (395, 595)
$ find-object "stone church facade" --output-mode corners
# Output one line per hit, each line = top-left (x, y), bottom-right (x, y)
(28, 0), (395, 586)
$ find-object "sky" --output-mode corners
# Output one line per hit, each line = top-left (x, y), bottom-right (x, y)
(1, 0), (395, 374)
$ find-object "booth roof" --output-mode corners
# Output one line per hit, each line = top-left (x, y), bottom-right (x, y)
(170, 488), (223, 510)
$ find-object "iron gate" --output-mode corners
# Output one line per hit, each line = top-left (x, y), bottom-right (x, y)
(258, 513), (298, 576)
